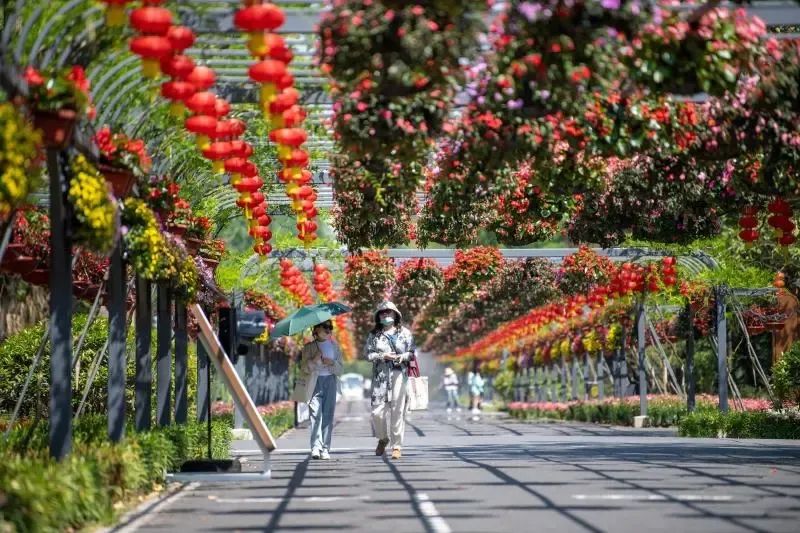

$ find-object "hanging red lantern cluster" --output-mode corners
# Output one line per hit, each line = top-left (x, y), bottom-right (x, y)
(661, 257), (678, 287)
(737, 200), (797, 247)
(235, 1), (316, 247)
(767, 198), (796, 247)
(125, 2), (272, 257)
(279, 258), (313, 305)
(312, 263), (335, 303)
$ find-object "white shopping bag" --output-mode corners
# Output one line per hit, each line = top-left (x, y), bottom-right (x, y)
(407, 376), (429, 411)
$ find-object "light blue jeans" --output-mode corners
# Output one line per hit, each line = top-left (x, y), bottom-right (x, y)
(309, 375), (337, 453)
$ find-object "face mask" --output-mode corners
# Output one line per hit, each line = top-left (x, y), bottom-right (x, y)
(380, 316), (395, 327)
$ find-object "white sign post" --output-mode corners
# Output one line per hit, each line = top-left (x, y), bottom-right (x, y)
(167, 305), (277, 482)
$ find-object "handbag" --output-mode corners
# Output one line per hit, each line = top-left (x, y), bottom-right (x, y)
(383, 333), (428, 411)
(291, 371), (311, 402)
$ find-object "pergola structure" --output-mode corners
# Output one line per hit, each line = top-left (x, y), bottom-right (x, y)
(2, 0), (800, 462)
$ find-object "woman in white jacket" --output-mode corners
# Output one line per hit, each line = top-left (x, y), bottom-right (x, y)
(299, 321), (343, 460)
(363, 301), (416, 460)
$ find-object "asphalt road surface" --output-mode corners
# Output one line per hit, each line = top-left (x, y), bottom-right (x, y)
(121, 401), (800, 533)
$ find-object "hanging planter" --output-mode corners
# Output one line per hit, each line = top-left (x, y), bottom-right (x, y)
(746, 323), (766, 336)
(167, 224), (187, 237)
(97, 162), (136, 198)
(765, 320), (786, 332)
(22, 268), (50, 286)
(32, 108), (77, 150)
(0, 253), (36, 275)
(201, 257), (219, 273)
(184, 237), (203, 255)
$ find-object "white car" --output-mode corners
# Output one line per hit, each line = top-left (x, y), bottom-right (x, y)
(340, 373), (366, 402)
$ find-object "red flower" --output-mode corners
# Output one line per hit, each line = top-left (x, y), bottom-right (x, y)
(93, 126), (116, 156)
(66, 66), (90, 94)
(23, 66), (45, 86)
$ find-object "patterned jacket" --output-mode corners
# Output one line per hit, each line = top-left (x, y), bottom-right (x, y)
(363, 327), (416, 406)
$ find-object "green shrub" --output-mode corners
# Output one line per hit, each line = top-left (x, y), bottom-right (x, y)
(773, 343), (800, 408)
(0, 417), (232, 532)
(679, 410), (800, 439)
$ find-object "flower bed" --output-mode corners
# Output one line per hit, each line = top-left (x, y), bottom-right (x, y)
(0, 415), (231, 532)
(508, 394), (776, 427)
(211, 401), (295, 440)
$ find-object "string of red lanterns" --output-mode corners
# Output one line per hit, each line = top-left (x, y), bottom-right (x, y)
(279, 258), (313, 306)
(235, 1), (318, 247)
(120, 1), (274, 257)
(738, 198), (797, 248)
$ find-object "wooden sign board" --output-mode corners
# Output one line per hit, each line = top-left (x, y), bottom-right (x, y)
(189, 304), (277, 452)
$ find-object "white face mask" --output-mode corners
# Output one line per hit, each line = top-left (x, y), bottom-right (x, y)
(380, 316), (395, 327)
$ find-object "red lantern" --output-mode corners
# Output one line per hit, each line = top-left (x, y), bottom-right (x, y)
(161, 54), (195, 79)
(186, 91), (217, 115)
(234, 4), (286, 57)
(738, 215), (758, 229)
(161, 81), (196, 116)
(282, 149), (309, 168)
(739, 229), (759, 243)
(130, 36), (173, 78)
(270, 128), (307, 159)
(249, 60), (287, 105)
(202, 142), (233, 173)
(263, 33), (293, 63)
(185, 114), (218, 148)
(282, 105), (307, 128)
(780, 234), (797, 246)
(187, 66), (216, 91)
(229, 140), (253, 158)
(768, 198), (791, 216)
(225, 158), (248, 184)
(214, 98), (231, 118)
(130, 6), (173, 35)
(166, 26), (195, 52)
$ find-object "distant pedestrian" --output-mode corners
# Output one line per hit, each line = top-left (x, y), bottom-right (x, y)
(442, 367), (460, 412)
(364, 301), (416, 460)
(300, 321), (343, 460)
(468, 362), (485, 415)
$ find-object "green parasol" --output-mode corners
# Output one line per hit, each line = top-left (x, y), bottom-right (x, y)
(270, 301), (352, 338)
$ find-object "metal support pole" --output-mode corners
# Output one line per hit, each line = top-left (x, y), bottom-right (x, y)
(197, 337), (210, 422)
(583, 353), (591, 400)
(533, 367), (541, 402)
(571, 358), (579, 400)
(107, 244), (126, 442)
(560, 361), (568, 401)
(174, 303), (188, 424)
(636, 302), (648, 417)
(597, 351), (605, 400)
(523, 367), (530, 401)
(685, 302), (696, 412)
(156, 284), (172, 427)
(134, 276), (152, 431)
(47, 148), (72, 461)
(716, 286), (729, 413)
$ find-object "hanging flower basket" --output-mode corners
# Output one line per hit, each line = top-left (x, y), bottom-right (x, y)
(184, 237), (203, 255)
(32, 108), (77, 149)
(168, 224), (187, 237)
(22, 268), (50, 286)
(765, 320), (786, 332)
(97, 162), (136, 198)
(201, 257), (219, 273)
(1, 251), (36, 275)
(746, 323), (766, 336)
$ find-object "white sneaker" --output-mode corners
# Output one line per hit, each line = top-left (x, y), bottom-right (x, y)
(311, 449), (321, 459)
(446, 407), (453, 413)
(471, 407), (480, 415)
(320, 450), (331, 460)
(456, 407), (462, 412)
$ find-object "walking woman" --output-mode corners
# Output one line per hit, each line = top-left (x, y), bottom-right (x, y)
(364, 301), (416, 460)
(300, 320), (343, 460)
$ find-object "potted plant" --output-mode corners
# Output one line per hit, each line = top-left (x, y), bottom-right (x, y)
(140, 175), (181, 220)
(184, 215), (212, 255)
(93, 125), (152, 198)
(69, 155), (119, 255)
(0, 103), (43, 221)
(167, 198), (191, 237)
(24, 65), (93, 149)
(199, 238), (225, 272)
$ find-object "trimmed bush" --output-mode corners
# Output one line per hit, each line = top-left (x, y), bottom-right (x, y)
(679, 410), (800, 439)
(773, 343), (800, 408)
(0, 416), (232, 532)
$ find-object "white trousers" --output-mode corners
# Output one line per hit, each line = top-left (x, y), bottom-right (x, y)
(371, 369), (407, 450)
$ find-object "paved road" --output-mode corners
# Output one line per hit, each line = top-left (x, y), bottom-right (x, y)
(128, 401), (800, 533)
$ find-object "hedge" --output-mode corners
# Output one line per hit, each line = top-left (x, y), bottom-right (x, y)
(0, 415), (231, 532)
(507, 396), (693, 428)
(678, 410), (800, 439)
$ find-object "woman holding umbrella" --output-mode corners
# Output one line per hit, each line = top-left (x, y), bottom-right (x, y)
(299, 320), (343, 460)
(274, 302), (351, 460)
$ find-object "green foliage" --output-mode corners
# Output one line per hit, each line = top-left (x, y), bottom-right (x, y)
(678, 410), (800, 439)
(773, 342), (800, 408)
(0, 416), (232, 532)
(492, 368), (515, 402)
(508, 397), (694, 428)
